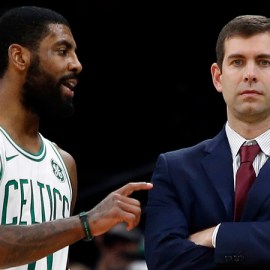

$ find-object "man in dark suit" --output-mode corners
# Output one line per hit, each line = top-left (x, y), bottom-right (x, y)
(144, 15), (270, 269)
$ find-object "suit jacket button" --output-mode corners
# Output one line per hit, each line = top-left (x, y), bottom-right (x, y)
(233, 255), (245, 263)
(239, 255), (245, 262)
(225, 255), (233, 262)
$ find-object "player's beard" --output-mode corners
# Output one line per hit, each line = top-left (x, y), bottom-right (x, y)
(21, 53), (75, 119)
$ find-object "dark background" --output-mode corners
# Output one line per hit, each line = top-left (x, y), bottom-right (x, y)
(1, 1), (269, 267)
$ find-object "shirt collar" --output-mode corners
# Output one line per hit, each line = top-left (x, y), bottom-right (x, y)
(225, 122), (270, 158)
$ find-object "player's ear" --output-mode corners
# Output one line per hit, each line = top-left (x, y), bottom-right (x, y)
(8, 44), (30, 71)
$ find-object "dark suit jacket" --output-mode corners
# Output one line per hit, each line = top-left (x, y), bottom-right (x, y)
(144, 127), (270, 269)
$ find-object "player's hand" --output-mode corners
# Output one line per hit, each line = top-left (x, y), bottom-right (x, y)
(87, 182), (153, 236)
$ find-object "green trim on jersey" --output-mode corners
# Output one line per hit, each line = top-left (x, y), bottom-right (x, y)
(0, 154), (2, 179)
(45, 140), (72, 198)
(0, 127), (46, 162)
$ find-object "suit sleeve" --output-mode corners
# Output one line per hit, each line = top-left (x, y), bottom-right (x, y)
(144, 154), (216, 270)
(215, 221), (270, 265)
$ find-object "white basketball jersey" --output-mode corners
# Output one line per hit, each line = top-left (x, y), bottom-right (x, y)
(0, 127), (72, 270)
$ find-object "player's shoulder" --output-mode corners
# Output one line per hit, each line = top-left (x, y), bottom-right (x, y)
(52, 142), (75, 166)
(40, 133), (76, 166)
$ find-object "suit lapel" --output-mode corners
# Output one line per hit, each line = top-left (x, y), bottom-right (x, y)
(201, 129), (235, 219)
(242, 158), (270, 220)
(200, 127), (270, 221)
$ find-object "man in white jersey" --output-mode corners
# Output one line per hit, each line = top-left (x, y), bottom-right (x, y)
(0, 6), (153, 270)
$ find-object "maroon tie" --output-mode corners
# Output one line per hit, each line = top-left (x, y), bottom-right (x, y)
(234, 143), (261, 221)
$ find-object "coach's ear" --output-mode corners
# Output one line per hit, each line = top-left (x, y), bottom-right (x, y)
(211, 62), (223, 93)
(8, 44), (30, 71)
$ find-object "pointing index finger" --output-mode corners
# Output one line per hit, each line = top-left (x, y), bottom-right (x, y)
(116, 182), (153, 197)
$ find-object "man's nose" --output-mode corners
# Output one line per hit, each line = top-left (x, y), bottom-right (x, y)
(243, 64), (257, 84)
(68, 55), (83, 74)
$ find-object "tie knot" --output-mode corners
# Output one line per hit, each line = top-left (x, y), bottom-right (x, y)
(239, 143), (261, 163)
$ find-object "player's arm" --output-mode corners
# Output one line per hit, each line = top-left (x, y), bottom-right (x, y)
(56, 146), (78, 270)
(0, 147), (152, 269)
(56, 146), (78, 215)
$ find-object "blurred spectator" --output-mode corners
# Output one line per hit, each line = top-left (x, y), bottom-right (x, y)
(93, 223), (145, 270)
